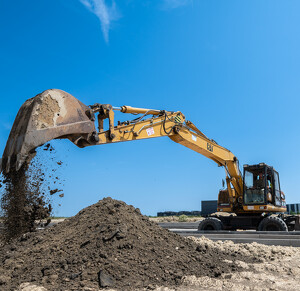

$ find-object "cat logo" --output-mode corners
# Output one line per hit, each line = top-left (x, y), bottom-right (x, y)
(207, 143), (214, 152)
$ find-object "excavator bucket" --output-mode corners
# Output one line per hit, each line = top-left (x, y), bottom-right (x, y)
(1, 89), (97, 173)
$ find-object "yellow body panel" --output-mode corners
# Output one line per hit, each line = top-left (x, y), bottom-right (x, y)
(217, 207), (233, 212)
(97, 112), (179, 143)
(242, 204), (287, 213)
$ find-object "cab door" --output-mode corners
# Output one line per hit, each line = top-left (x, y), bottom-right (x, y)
(273, 170), (282, 207)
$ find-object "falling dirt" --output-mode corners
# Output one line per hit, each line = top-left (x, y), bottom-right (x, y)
(0, 143), (64, 241)
(0, 197), (264, 291)
(0, 164), (48, 240)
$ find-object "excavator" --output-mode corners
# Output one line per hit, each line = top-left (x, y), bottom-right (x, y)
(1, 89), (299, 231)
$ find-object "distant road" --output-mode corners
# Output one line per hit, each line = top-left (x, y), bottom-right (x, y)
(158, 222), (300, 247)
(158, 222), (200, 229)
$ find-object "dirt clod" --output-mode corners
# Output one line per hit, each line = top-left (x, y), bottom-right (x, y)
(98, 270), (115, 287)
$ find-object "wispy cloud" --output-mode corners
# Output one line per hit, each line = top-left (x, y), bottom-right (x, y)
(163, 0), (192, 10)
(79, 1), (191, 42)
(79, 0), (120, 43)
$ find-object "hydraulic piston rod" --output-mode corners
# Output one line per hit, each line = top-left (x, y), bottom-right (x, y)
(119, 105), (162, 115)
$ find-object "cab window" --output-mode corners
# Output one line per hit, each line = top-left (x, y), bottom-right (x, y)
(244, 169), (265, 204)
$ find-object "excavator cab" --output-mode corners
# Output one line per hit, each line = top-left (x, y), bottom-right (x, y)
(209, 163), (288, 231)
(243, 163), (286, 211)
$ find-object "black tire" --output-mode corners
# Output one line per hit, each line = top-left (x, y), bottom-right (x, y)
(258, 216), (288, 231)
(198, 217), (223, 231)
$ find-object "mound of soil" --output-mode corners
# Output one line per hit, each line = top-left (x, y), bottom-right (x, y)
(0, 198), (260, 290)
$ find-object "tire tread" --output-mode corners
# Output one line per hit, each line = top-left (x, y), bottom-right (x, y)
(198, 217), (223, 231)
(258, 216), (288, 231)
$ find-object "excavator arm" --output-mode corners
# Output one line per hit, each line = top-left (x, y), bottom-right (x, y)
(90, 103), (243, 197)
(1, 89), (243, 200)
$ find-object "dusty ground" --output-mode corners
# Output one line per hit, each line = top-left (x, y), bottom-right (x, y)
(178, 237), (300, 291)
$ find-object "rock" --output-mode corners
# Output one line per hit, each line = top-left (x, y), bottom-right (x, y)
(98, 270), (115, 287)
(116, 225), (127, 239)
(41, 267), (52, 276)
(18, 282), (47, 291)
(223, 274), (232, 279)
(0, 275), (11, 285)
(70, 272), (82, 280)
(235, 260), (249, 269)
(4, 258), (15, 266)
(80, 240), (90, 248)
(15, 264), (23, 270)
(20, 233), (32, 242)
(147, 284), (156, 290)
(103, 230), (119, 241)
(63, 264), (68, 270)
(35, 236), (44, 244)
(49, 274), (58, 281)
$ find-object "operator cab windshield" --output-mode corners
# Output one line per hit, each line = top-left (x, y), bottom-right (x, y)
(244, 168), (266, 204)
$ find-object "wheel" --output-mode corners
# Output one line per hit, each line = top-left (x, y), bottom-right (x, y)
(258, 216), (288, 231)
(198, 217), (223, 231)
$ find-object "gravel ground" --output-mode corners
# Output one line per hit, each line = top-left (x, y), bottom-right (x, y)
(178, 236), (300, 291)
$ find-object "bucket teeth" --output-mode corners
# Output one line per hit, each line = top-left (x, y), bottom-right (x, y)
(5, 156), (11, 174)
(16, 153), (28, 171)
(1, 89), (97, 173)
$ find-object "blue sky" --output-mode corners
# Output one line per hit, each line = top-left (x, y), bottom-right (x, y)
(1, 0), (300, 216)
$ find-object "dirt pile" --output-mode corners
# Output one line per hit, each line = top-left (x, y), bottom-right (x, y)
(0, 197), (261, 290)
(0, 143), (64, 241)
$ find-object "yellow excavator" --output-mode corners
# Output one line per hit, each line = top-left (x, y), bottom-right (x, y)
(1, 89), (299, 231)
